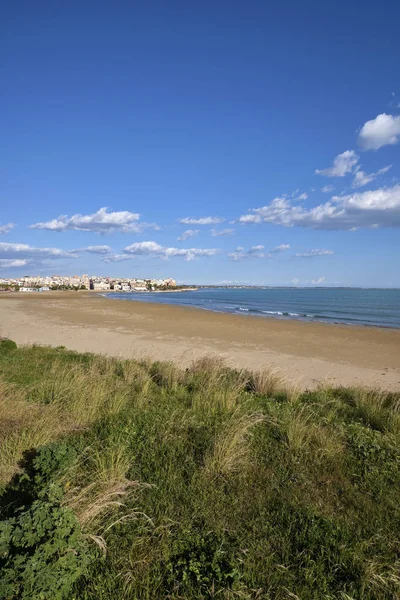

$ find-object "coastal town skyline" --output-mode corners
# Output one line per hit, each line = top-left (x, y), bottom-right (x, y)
(0, 273), (177, 291)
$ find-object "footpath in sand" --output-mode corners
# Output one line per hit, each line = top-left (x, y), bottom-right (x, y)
(1, 292), (400, 390)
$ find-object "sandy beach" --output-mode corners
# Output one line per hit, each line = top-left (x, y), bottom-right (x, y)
(1, 291), (399, 390)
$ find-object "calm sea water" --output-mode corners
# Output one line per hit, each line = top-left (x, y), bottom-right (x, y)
(104, 288), (400, 329)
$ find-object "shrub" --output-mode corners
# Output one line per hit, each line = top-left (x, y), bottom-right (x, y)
(0, 338), (17, 353)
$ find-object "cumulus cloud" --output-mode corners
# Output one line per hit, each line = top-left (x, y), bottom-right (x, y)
(358, 113), (400, 150)
(238, 184), (400, 230)
(123, 241), (218, 261)
(178, 229), (200, 241)
(0, 259), (29, 268)
(0, 223), (14, 235)
(30, 207), (158, 234)
(0, 243), (78, 260)
(78, 245), (112, 254)
(210, 228), (234, 236)
(296, 192), (308, 201)
(352, 165), (391, 189)
(238, 213), (262, 224)
(228, 245), (266, 261)
(178, 216), (225, 225)
(311, 277), (326, 285)
(316, 150), (359, 177)
(270, 244), (290, 252)
(321, 185), (335, 193)
(296, 249), (334, 257)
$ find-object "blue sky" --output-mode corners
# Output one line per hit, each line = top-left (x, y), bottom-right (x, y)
(1, 0), (400, 286)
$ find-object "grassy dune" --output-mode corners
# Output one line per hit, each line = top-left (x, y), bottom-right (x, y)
(0, 342), (400, 599)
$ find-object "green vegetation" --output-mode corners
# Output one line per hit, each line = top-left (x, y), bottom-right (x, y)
(50, 284), (86, 291)
(0, 339), (17, 353)
(0, 344), (399, 599)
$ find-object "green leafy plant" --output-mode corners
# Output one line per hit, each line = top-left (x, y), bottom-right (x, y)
(0, 443), (91, 600)
(165, 528), (240, 596)
(0, 494), (90, 600)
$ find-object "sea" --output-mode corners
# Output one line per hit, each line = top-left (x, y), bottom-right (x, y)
(104, 287), (400, 329)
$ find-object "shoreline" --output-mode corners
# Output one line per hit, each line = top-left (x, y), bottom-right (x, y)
(101, 289), (400, 331)
(1, 291), (399, 390)
(102, 291), (400, 331)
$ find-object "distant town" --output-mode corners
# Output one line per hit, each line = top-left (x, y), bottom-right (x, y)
(0, 274), (179, 292)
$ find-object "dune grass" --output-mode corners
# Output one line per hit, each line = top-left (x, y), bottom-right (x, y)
(0, 343), (400, 599)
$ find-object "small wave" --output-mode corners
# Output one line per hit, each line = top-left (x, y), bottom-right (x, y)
(238, 307), (249, 312)
(262, 310), (283, 315)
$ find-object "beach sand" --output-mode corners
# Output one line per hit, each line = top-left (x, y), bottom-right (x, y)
(1, 291), (400, 390)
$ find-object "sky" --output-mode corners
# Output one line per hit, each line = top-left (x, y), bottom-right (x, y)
(1, 0), (400, 287)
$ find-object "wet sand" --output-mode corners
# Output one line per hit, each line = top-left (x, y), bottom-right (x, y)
(1, 291), (400, 390)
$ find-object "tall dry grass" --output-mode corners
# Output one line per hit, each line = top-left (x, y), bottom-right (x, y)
(246, 367), (284, 397)
(0, 379), (72, 485)
(351, 387), (400, 435)
(204, 408), (264, 477)
(186, 355), (250, 413)
(0, 356), (153, 485)
(281, 402), (344, 461)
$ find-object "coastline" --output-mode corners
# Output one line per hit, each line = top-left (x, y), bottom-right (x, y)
(102, 290), (400, 330)
(1, 291), (399, 390)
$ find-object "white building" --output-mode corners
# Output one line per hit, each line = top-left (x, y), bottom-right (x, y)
(93, 282), (110, 291)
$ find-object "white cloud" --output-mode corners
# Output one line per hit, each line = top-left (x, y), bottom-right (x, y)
(210, 228), (234, 236)
(271, 244), (290, 252)
(316, 150), (359, 177)
(321, 185), (335, 193)
(296, 249), (334, 257)
(228, 245), (266, 261)
(311, 277), (326, 285)
(79, 245), (112, 254)
(178, 229), (200, 241)
(296, 192), (308, 201)
(123, 241), (218, 261)
(351, 165), (391, 188)
(238, 197), (287, 226)
(238, 213), (262, 224)
(178, 216), (225, 225)
(30, 207), (158, 234)
(238, 184), (400, 230)
(0, 243), (78, 259)
(0, 223), (14, 235)
(291, 278), (300, 285)
(0, 259), (29, 268)
(102, 254), (132, 263)
(358, 113), (400, 150)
